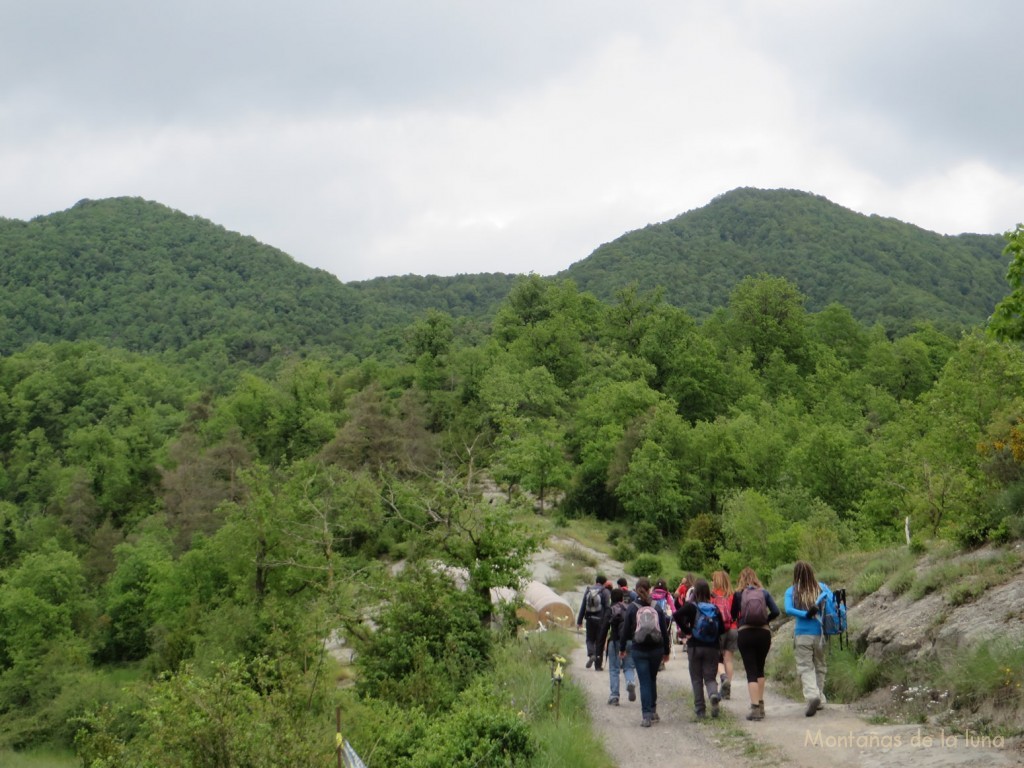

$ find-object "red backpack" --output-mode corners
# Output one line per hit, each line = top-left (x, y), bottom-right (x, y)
(711, 591), (733, 629)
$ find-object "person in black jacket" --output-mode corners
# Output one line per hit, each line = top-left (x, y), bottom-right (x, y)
(577, 573), (609, 670)
(674, 578), (726, 719)
(730, 567), (781, 721)
(617, 576), (671, 727)
(605, 588), (638, 705)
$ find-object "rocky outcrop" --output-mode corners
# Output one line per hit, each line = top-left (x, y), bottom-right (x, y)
(852, 544), (1024, 663)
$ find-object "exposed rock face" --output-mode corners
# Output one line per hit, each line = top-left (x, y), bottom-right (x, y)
(852, 545), (1024, 664)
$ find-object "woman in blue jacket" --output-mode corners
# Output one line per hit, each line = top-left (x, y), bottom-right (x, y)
(784, 560), (832, 717)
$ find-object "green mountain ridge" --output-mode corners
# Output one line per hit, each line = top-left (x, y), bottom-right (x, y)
(562, 188), (1009, 334)
(0, 189), (1011, 364)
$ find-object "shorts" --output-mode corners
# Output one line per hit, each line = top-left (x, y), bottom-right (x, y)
(720, 627), (738, 654)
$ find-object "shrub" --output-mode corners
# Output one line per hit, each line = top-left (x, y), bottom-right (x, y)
(887, 568), (915, 596)
(409, 680), (536, 768)
(825, 646), (884, 701)
(632, 521), (662, 555)
(629, 554), (662, 581)
(354, 566), (492, 713)
(677, 539), (706, 573)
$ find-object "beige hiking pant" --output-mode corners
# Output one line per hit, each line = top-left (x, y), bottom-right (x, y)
(793, 634), (828, 704)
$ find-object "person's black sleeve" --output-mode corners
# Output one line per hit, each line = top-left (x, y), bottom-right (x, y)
(765, 590), (781, 622)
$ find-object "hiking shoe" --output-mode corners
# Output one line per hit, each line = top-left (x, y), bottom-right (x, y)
(607, 696), (619, 706)
(650, 712), (660, 722)
(694, 710), (706, 720)
(641, 717), (652, 728)
(585, 656), (594, 669)
(805, 697), (820, 717)
(721, 679), (731, 700)
(627, 682), (636, 702)
(710, 693), (721, 718)
(746, 703), (764, 721)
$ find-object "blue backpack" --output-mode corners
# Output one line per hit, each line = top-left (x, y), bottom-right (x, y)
(818, 587), (848, 648)
(691, 602), (721, 643)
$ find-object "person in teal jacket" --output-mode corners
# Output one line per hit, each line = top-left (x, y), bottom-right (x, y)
(783, 560), (833, 717)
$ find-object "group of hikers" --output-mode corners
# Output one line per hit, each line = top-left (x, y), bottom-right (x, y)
(576, 561), (839, 727)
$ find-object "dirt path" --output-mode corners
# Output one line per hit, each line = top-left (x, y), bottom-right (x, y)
(566, 633), (1023, 768)
(567, 639), (760, 768)
(539, 539), (1021, 767)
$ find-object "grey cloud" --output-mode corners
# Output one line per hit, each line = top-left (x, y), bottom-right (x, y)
(749, 1), (1024, 176)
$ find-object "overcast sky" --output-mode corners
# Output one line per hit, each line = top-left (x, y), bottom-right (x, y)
(3, 1), (1022, 282)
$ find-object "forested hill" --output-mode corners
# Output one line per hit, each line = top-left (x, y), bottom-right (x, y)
(562, 187), (1009, 334)
(0, 191), (1012, 364)
(0, 197), (517, 362)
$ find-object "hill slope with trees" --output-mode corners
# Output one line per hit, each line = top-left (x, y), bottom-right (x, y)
(562, 187), (1009, 334)
(0, 190), (1013, 375)
(1, 224), (1024, 761)
(0, 198), (518, 365)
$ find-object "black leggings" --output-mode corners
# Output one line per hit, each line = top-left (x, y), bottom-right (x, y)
(737, 627), (772, 682)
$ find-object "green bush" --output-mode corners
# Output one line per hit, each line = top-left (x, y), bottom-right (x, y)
(629, 554), (662, 581)
(632, 521), (662, 555)
(825, 647), (884, 701)
(887, 568), (915, 596)
(677, 539), (706, 573)
(409, 681), (535, 768)
(354, 567), (492, 713)
(611, 541), (636, 564)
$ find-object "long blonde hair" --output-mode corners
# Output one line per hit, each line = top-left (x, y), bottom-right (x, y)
(735, 567), (761, 591)
(712, 570), (732, 595)
(792, 561), (821, 610)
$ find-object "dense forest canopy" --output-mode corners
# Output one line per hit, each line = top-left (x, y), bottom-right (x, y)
(562, 188), (1008, 335)
(0, 189), (1010, 371)
(0, 191), (1022, 764)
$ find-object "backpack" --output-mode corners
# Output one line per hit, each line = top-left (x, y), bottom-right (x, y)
(738, 587), (769, 627)
(585, 587), (603, 615)
(818, 587), (848, 648)
(691, 602), (721, 643)
(711, 592), (733, 628)
(634, 604), (663, 644)
(609, 600), (627, 628)
(654, 596), (669, 614)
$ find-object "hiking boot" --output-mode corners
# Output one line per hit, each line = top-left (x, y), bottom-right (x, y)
(650, 712), (660, 722)
(805, 697), (820, 717)
(746, 703), (764, 721)
(710, 693), (721, 718)
(721, 678), (731, 700)
(627, 682), (636, 702)
(607, 696), (619, 706)
(641, 717), (652, 728)
(585, 656), (594, 669)
(694, 710), (706, 720)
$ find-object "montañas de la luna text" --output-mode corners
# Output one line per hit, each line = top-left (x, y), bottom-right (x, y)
(804, 728), (1005, 750)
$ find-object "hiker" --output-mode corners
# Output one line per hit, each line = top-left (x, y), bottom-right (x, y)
(605, 588), (638, 706)
(651, 578), (677, 615)
(594, 580), (614, 669)
(673, 574), (694, 646)
(577, 573), (610, 670)
(675, 573), (696, 605)
(617, 577), (638, 604)
(674, 578), (726, 719)
(731, 566), (780, 721)
(784, 561), (832, 717)
(711, 570), (737, 699)
(651, 579), (677, 658)
(618, 576), (671, 727)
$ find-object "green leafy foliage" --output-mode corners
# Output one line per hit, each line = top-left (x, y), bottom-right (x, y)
(1, 189), (1024, 756)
